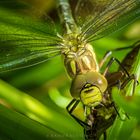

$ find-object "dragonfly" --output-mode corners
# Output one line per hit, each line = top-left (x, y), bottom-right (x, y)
(0, 0), (140, 127)
(67, 41), (140, 140)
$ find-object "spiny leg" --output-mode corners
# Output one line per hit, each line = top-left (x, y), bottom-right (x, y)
(103, 57), (129, 77)
(109, 80), (124, 119)
(66, 98), (78, 114)
(111, 101), (125, 121)
(66, 99), (89, 127)
(99, 45), (133, 69)
(99, 51), (112, 68)
(108, 79), (127, 120)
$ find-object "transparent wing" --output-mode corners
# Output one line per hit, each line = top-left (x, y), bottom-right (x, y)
(74, 0), (140, 42)
(0, 8), (62, 73)
(74, 0), (114, 26)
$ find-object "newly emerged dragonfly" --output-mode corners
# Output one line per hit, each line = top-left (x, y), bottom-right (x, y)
(67, 41), (140, 140)
(0, 0), (140, 127)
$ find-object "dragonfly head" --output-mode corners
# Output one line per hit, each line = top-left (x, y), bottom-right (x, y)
(80, 84), (102, 107)
(70, 71), (108, 107)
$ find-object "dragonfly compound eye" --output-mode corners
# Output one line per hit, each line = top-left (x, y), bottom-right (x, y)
(70, 71), (108, 100)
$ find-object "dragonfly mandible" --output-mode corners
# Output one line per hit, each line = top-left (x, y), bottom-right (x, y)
(0, 0), (140, 117)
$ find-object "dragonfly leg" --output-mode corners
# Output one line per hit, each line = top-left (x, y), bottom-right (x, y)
(110, 79), (131, 120)
(70, 113), (89, 127)
(109, 79), (128, 121)
(103, 57), (129, 77)
(99, 44), (134, 69)
(99, 51), (112, 68)
(111, 101), (126, 121)
(66, 99), (79, 114)
(66, 99), (89, 127)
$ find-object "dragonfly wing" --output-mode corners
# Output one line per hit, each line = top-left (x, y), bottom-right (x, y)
(74, 0), (114, 26)
(74, 0), (140, 42)
(0, 7), (59, 37)
(0, 8), (62, 73)
(0, 33), (62, 73)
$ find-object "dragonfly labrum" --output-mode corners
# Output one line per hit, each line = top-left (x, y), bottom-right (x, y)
(0, 0), (140, 134)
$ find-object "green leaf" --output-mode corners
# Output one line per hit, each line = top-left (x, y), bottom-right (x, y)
(113, 88), (140, 121)
(0, 79), (83, 140)
(0, 104), (63, 140)
(108, 110), (137, 140)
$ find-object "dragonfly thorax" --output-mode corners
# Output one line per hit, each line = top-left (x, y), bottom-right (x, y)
(61, 33), (85, 53)
(62, 39), (99, 78)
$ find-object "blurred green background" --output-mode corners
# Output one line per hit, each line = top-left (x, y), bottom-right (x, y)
(0, 0), (140, 140)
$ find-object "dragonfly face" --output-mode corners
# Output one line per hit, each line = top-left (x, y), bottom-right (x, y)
(80, 84), (102, 107)
(70, 71), (108, 107)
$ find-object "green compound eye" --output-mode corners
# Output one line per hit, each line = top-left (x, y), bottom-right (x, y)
(86, 72), (108, 93)
(70, 71), (108, 99)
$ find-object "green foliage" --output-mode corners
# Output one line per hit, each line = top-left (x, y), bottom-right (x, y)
(0, 1), (140, 140)
(0, 104), (63, 140)
(0, 80), (83, 140)
(109, 44), (140, 140)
